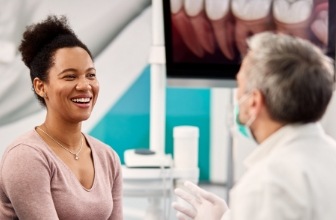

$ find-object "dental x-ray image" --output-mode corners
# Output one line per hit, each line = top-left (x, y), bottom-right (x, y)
(163, 0), (335, 84)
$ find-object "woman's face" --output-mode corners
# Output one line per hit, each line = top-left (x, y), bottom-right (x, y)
(43, 47), (99, 123)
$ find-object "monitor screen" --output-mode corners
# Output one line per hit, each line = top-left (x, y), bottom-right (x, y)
(163, 0), (335, 88)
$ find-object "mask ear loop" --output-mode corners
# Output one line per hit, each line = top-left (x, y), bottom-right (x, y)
(245, 114), (256, 127)
(238, 92), (252, 105)
(236, 91), (257, 142)
(235, 93), (249, 126)
(237, 92), (253, 122)
(238, 89), (258, 128)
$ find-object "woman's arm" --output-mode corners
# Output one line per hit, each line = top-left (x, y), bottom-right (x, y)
(0, 145), (59, 220)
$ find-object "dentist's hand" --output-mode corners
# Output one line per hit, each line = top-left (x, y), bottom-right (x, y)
(172, 181), (228, 220)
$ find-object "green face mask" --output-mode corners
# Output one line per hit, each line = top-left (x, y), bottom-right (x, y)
(234, 93), (256, 141)
(234, 104), (253, 139)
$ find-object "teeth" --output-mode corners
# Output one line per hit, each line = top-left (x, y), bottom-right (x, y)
(171, 9), (205, 57)
(189, 10), (216, 54)
(184, 0), (204, 17)
(72, 98), (90, 103)
(311, 9), (328, 45)
(273, 0), (313, 24)
(205, 0), (230, 21)
(210, 17), (235, 59)
(231, 0), (272, 20)
(234, 16), (273, 56)
(171, 0), (183, 14)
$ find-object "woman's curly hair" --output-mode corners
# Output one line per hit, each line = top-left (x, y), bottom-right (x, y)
(19, 15), (92, 106)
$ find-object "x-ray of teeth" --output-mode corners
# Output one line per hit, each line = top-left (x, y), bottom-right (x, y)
(169, 0), (330, 62)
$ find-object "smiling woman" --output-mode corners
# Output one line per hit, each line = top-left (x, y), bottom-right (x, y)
(0, 15), (123, 220)
(34, 46), (99, 123)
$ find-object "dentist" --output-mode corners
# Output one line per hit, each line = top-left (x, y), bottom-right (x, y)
(173, 32), (336, 220)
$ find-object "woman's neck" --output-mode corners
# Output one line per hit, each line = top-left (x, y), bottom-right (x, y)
(41, 119), (82, 150)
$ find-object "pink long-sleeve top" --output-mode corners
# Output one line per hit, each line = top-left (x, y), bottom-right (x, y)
(0, 129), (123, 220)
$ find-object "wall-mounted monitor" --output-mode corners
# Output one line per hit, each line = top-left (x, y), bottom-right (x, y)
(163, 0), (335, 88)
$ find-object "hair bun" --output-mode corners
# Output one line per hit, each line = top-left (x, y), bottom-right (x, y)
(19, 15), (77, 68)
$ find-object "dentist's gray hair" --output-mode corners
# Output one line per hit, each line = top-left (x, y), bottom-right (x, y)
(244, 32), (334, 123)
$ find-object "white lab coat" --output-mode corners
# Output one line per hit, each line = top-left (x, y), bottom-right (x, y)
(223, 122), (336, 220)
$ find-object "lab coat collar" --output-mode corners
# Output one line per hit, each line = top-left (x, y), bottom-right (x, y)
(244, 122), (324, 168)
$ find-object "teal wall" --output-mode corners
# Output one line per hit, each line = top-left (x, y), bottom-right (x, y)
(90, 65), (211, 180)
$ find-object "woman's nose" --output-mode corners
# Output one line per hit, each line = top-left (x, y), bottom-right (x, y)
(76, 77), (91, 90)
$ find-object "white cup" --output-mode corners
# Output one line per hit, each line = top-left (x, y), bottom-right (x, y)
(173, 126), (199, 169)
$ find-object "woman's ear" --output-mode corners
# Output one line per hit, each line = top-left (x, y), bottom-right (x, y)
(33, 77), (45, 98)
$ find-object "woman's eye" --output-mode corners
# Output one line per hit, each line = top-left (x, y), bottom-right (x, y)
(64, 75), (76, 79)
(88, 73), (96, 78)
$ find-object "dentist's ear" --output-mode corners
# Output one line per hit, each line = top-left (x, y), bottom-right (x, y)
(249, 89), (265, 116)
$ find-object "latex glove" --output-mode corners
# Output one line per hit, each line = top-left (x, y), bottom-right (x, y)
(172, 181), (228, 220)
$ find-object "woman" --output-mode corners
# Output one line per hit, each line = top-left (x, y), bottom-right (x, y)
(0, 15), (123, 219)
